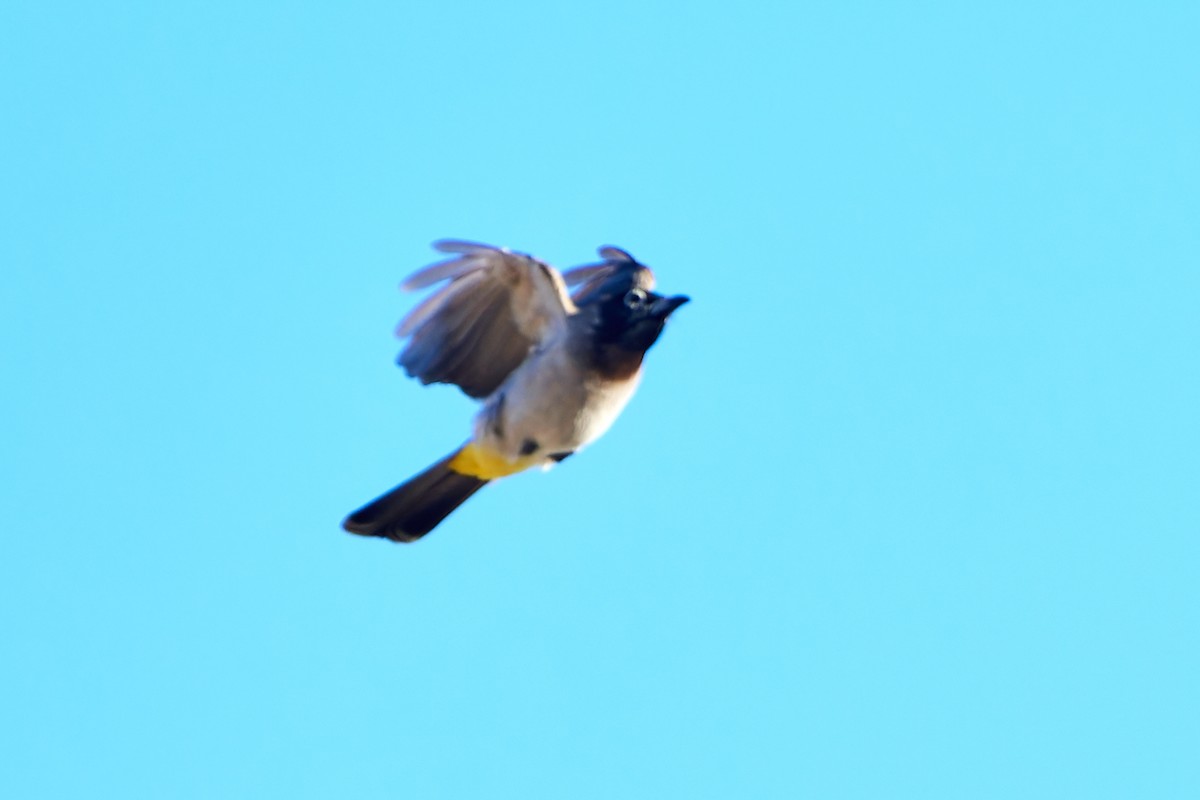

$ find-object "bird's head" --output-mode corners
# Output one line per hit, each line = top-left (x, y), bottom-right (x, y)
(576, 247), (689, 365)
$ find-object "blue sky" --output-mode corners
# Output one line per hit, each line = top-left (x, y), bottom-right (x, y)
(2, 2), (1197, 797)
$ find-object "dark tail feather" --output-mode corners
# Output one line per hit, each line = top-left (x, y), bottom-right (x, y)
(343, 449), (488, 542)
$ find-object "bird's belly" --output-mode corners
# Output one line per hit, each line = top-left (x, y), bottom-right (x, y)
(569, 374), (641, 448)
(473, 364), (641, 461)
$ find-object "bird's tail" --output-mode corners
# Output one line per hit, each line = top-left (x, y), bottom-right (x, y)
(342, 447), (489, 542)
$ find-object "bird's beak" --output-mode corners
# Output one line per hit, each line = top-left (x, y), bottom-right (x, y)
(651, 294), (690, 318)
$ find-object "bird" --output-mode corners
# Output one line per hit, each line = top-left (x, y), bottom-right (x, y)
(342, 239), (690, 543)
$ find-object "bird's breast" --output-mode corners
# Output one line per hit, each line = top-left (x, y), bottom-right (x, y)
(472, 346), (642, 461)
(571, 371), (642, 447)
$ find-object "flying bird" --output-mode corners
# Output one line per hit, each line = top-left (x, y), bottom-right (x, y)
(342, 240), (690, 542)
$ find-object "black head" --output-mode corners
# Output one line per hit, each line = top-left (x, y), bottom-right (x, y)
(575, 250), (689, 371)
(592, 283), (690, 353)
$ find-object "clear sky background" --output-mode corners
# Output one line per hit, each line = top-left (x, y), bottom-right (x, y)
(2, 2), (1197, 798)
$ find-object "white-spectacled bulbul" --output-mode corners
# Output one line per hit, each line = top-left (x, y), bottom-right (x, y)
(343, 240), (689, 542)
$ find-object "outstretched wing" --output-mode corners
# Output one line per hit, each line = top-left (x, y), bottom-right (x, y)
(396, 240), (577, 399)
(562, 245), (657, 304)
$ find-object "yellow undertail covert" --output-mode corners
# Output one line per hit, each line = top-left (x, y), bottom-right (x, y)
(448, 442), (541, 480)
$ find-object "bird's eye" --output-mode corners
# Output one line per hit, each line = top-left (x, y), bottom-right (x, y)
(624, 289), (647, 308)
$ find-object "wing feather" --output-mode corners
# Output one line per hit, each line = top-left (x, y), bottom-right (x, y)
(394, 241), (576, 398)
(563, 246), (656, 304)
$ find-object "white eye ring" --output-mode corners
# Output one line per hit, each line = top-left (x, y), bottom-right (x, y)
(624, 289), (647, 308)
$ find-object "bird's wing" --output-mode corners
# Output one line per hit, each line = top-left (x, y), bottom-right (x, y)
(395, 240), (577, 399)
(562, 245), (657, 304)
